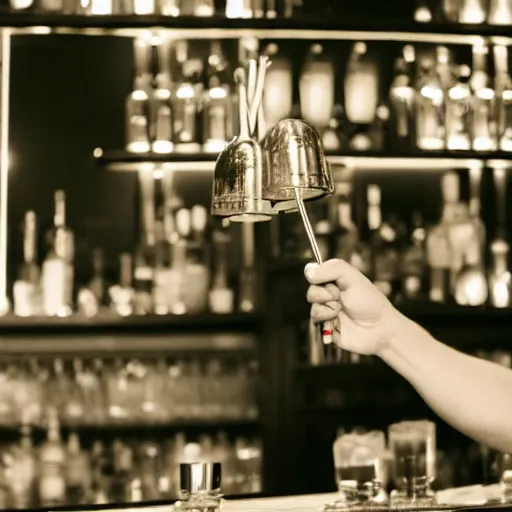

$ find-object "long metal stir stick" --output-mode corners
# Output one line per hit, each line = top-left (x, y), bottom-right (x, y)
(294, 188), (334, 347)
(294, 188), (323, 265)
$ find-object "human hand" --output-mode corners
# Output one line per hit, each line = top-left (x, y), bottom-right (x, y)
(305, 259), (401, 356)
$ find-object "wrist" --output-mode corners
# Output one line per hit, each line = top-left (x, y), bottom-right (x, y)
(375, 305), (413, 362)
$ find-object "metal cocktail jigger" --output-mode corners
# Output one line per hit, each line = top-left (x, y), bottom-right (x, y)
(179, 462), (222, 495)
(211, 67), (273, 223)
(261, 118), (334, 206)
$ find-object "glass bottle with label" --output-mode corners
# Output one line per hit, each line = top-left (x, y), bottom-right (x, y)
(203, 41), (232, 153)
(126, 38), (152, 153)
(471, 44), (496, 151)
(151, 38), (173, 154)
(209, 222), (234, 314)
(415, 55), (445, 150)
(41, 190), (74, 317)
(446, 64), (472, 150)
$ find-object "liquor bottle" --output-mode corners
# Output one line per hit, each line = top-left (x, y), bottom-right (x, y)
(39, 409), (66, 508)
(153, 220), (170, 315)
(471, 44), (496, 151)
(446, 65), (472, 150)
(333, 182), (358, 263)
(401, 212), (427, 299)
(172, 42), (203, 153)
(151, 38), (174, 154)
(126, 38), (151, 153)
(41, 190), (74, 317)
(226, 0), (253, 17)
(160, 0), (180, 16)
(203, 41), (233, 153)
(388, 49), (415, 150)
(65, 434), (90, 505)
(489, 166), (510, 307)
(459, 0), (487, 22)
(133, 0), (155, 13)
(109, 253), (135, 317)
(488, 0), (512, 24)
(494, 45), (512, 151)
(209, 221), (234, 314)
(368, 185), (399, 298)
(415, 52), (445, 151)
(8, 419), (36, 508)
(88, 248), (106, 306)
(300, 44), (335, 131)
(262, 43), (293, 128)
(345, 42), (379, 126)
(88, 0), (112, 14)
(442, 0), (460, 21)
(182, 207), (210, 314)
(13, 211), (41, 317)
(9, 0), (33, 10)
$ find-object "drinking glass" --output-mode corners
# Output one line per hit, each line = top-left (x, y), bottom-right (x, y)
(388, 420), (436, 506)
(332, 429), (388, 506)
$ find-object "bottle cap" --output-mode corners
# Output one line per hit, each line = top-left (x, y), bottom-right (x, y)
(176, 208), (191, 238)
(403, 45), (415, 63)
(179, 462), (222, 494)
(191, 205), (208, 232)
(354, 42), (367, 55)
(367, 184), (381, 205)
(441, 172), (460, 203)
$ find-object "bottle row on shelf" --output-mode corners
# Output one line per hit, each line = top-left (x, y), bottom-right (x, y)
(7, 0), (298, 18)
(0, 357), (259, 427)
(11, 183), (258, 319)
(289, 165), (510, 314)
(124, 37), (512, 159)
(6, 0), (512, 27)
(0, 422), (262, 509)
(416, 0), (510, 25)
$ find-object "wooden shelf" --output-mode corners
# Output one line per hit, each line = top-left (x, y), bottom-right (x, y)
(0, 417), (259, 433)
(2, 14), (512, 45)
(0, 312), (261, 355)
(0, 311), (260, 333)
(95, 149), (512, 173)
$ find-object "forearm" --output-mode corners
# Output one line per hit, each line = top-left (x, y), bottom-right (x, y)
(378, 311), (512, 452)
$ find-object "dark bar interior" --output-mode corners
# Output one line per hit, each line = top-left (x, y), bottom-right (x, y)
(0, 0), (511, 510)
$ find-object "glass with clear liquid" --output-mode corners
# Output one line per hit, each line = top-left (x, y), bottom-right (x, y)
(388, 420), (436, 507)
(332, 430), (388, 506)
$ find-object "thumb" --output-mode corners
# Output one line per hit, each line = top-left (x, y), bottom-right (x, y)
(304, 259), (363, 291)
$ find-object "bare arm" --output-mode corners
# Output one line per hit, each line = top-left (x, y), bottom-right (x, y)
(380, 311), (512, 452)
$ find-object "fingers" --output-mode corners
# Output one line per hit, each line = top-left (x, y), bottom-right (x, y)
(304, 259), (363, 290)
(310, 302), (341, 323)
(306, 284), (338, 304)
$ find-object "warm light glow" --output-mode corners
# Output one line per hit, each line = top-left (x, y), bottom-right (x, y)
(225, 0), (253, 18)
(209, 86), (228, 100)
(414, 6), (432, 22)
(448, 85), (471, 100)
(89, 0), (112, 15)
(93, 147), (103, 158)
(30, 26), (51, 35)
(420, 85), (443, 105)
(176, 85), (195, 100)
(476, 87), (495, 100)
(126, 141), (150, 153)
(492, 274), (511, 308)
(133, 0), (155, 14)
(152, 141), (173, 154)
(152, 168), (164, 180)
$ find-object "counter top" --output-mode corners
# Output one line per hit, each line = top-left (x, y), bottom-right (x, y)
(224, 493), (337, 511)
